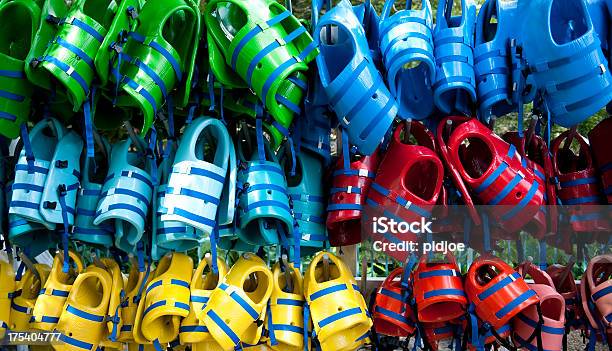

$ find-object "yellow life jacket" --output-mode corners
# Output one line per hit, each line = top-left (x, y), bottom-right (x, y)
(54, 265), (113, 351)
(201, 253), (273, 351)
(135, 253), (193, 344)
(265, 263), (307, 351)
(99, 258), (126, 346)
(30, 250), (84, 331)
(118, 262), (153, 343)
(10, 263), (50, 331)
(179, 256), (228, 346)
(0, 259), (15, 338)
(127, 343), (158, 351)
(304, 251), (372, 351)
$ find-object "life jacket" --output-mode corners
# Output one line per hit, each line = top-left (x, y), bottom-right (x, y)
(432, 0), (477, 115)
(201, 253), (273, 351)
(588, 117), (612, 204)
(366, 122), (443, 252)
(0, 259), (15, 338)
(314, 0), (396, 155)
(72, 137), (113, 247)
(112, 0), (200, 134)
(265, 262), (307, 351)
(304, 251), (372, 351)
(412, 253), (467, 323)
(281, 149), (327, 256)
(31, 250), (84, 331)
(179, 256), (228, 347)
(546, 263), (585, 329)
(0, 0), (39, 139)
(521, 0), (612, 128)
(581, 254), (612, 338)
(372, 267), (416, 337)
(94, 137), (154, 253)
(378, 0), (435, 120)
(54, 264), (113, 351)
(159, 117), (236, 251)
(513, 262), (565, 351)
(205, 0), (316, 148)
(9, 118), (82, 247)
(135, 253), (193, 344)
(436, 116), (481, 225)
(551, 130), (610, 232)
(9, 263), (50, 331)
(37, 0), (120, 110)
(446, 117), (547, 236)
(327, 147), (381, 247)
(474, 0), (536, 121)
(236, 132), (293, 246)
(99, 258), (125, 344)
(422, 321), (463, 351)
(465, 256), (538, 329)
(502, 131), (558, 234)
(117, 261), (153, 343)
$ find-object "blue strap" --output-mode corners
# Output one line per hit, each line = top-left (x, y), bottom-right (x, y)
(501, 180), (540, 221)
(418, 269), (459, 279)
(303, 304), (310, 351)
(58, 185), (71, 273)
(69, 18), (104, 42)
(133, 263), (150, 303)
(494, 289), (536, 319)
(0, 110), (17, 121)
(66, 305), (105, 322)
(128, 32), (182, 81)
(83, 87), (96, 158)
(20, 123), (35, 173)
(42, 56), (89, 94)
(0, 70), (25, 78)
(592, 285), (612, 301)
(220, 283), (259, 319)
(230, 11), (292, 69)
(309, 284), (347, 301)
(55, 37), (95, 70)
(379, 288), (403, 301)
(256, 116), (266, 162)
(516, 314), (564, 335)
(266, 302), (278, 346)
(0, 89), (25, 102)
(478, 272), (521, 300)
(59, 333), (94, 351)
(423, 288), (466, 299)
(374, 305), (412, 325)
(318, 307), (362, 328)
(11, 301), (29, 313)
(206, 309), (241, 346)
(210, 226), (219, 275)
(560, 177), (598, 187)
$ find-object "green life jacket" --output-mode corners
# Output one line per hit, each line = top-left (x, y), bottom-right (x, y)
(112, 0), (200, 136)
(0, 0), (40, 138)
(205, 0), (318, 147)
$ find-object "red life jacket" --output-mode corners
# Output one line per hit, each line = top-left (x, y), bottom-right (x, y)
(372, 267), (416, 337)
(326, 148), (381, 247)
(367, 121), (443, 221)
(412, 253), (466, 323)
(551, 130), (610, 232)
(588, 118), (612, 204)
(436, 116), (481, 226)
(513, 262), (565, 351)
(446, 118), (546, 235)
(546, 263), (585, 330)
(465, 256), (539, 329)
(581, 254), (612, 337)
(422, 321), (462, 350)
(503, 131), (558, 235)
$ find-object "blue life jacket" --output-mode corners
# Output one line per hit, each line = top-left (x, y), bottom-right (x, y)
(433, 0), (477, 115)
(379, 0), (435, 120)
(94, 138), (154, 253)
(159, 117), (236, 251)
(314, 0), (396, 156)
(522, 0), (612, 127)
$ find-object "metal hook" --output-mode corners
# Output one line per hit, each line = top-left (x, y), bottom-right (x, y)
(18, 252), (40, 282)
(402, 118), (413, 144)
(322, 253), (330, 281)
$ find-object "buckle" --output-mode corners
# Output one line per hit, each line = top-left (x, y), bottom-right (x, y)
(43, 201), (57, 210)
(55, 160), (68, 169)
